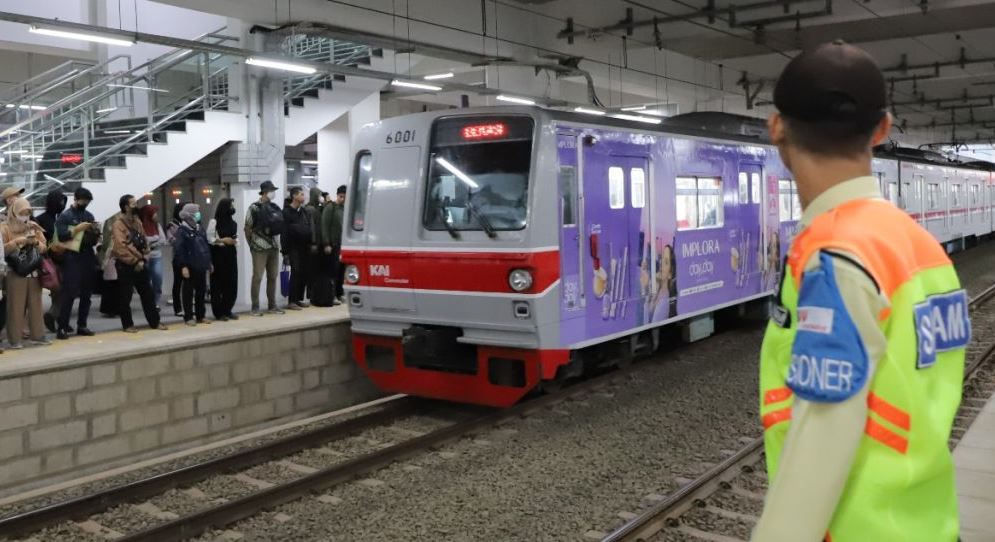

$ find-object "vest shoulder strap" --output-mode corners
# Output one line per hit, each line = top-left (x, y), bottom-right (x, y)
(788, 198), (951, 298)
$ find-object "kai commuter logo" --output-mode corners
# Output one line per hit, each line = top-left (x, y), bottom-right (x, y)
(915, 290), (971, 369)
(369, 264), (391, 277)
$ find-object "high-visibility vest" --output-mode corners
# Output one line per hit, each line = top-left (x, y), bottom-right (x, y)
(759, 198), (966, 541)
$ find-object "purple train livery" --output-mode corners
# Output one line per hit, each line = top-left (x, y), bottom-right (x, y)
(340, 107), (992, 407)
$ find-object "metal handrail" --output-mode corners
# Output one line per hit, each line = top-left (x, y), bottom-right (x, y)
(0, 60), (95, 104)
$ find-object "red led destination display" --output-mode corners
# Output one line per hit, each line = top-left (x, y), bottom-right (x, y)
(461, 122), (507, 140)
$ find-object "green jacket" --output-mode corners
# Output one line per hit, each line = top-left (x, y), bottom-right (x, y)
(321, 201), (344, 248)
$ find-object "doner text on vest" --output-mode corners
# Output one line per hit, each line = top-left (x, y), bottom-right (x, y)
(914, 289), (970, 369)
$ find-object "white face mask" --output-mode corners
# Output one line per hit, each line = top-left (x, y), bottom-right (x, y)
(16, 214), (29, 223)
(268, 191), (277, 200)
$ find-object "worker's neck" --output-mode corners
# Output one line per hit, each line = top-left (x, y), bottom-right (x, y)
(291, 201), (302, 209)
(793, 151), (873, 209)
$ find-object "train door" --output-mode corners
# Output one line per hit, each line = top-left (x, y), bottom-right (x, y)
(557, 132), (584, 312)
(737, 164), (762, 293)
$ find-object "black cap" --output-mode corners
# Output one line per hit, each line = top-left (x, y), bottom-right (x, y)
(773, 40), (887, 128)
(336, 185), (347, 195)
(259, 180), (279, 195)
(74, 187), (93, 201)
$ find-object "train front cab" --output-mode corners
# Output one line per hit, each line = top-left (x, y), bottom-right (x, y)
(342, 110), (569, 407)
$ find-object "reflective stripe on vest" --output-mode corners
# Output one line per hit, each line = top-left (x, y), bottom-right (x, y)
(759, 197), (964, 542)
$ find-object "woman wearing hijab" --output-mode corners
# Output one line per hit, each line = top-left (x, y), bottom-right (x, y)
(139, 205), (166, 311)
(165, 201), (187, 318)
(173, 203), (212, 326)
(207, 198), (238, 321)
(2, 199), (50, 348)
(36, 190), (67, 333)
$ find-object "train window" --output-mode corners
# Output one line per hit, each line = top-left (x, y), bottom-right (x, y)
(609, 167), (625, 209)
(778, 179), (800, 222)
(676, 176), (723, 230)
(887, 182), (898, 206)
(751, 172), (761, 203)
(424, 116), (533, 232)
(901, 182), (911, 208)
(951, 184), (961, 207)
(558, 166), (577, 226)
(927, 183), (940, 209)
(350, 151), (372, 231)
(738, 172), (749, 204)
(631, 167), (646, 209)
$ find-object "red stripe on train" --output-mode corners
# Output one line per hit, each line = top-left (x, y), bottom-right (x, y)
(341, 249), (560, 294)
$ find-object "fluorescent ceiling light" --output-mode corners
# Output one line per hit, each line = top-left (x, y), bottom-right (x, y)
(391, 79), (442, 91)
(30, 25), (135, 47)
(103, 130), (132, 134)
(434, 157), (479, 189)
(301, 175), (316, 179)
(24, 154), (43, 159)
(96, 107), (118, 114)
(300, 160), (319, 165)
(496, 94), (535, 106)
(574, 107), (606, 116)
(5, 104), (46, 111)
(620, 105), (647, 112)
(611, 113), (663, 125)
(108, 83), (169, 93)
(423, 72), (454, 80)
(246, 57), (316, 74)
(3, 150), (27, 155)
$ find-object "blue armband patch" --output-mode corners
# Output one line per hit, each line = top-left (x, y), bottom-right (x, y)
(787, 252), (869, 403)
(915, 290), (970, 369)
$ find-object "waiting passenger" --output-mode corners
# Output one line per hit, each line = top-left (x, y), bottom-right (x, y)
(139, 205), (166, 312)
(2, 199), (49, 348)
(36, 190), (67, 333)
(305, 187), (325, 305)
(55, 188), (99, 340)
(112, 195), (167, 333)
(321, 185), (347, 303)
(165, 201), (188, 318)
(97, 209), (120, 318)
(245, 181), (284, 316)
(173, 203), (212, 326)
(207, 198), (238, 321)
(282, 186), (312, 310)
(0, 186), (24, 220)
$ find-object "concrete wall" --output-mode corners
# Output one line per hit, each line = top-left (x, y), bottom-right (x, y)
(0, 311), (379, 494)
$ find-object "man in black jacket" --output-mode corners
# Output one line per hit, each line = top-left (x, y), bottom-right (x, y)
(36, 190), (67, 332)
(282, 186), (312, 310)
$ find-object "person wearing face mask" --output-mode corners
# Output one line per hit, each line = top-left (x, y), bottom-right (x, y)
(37, 190), (68, 333)
(54, 188), (100, 339)
(139, 205), (166, 312)
(2, 199), (50, 349)
(207, 198), (238, 321)
(0, 186), (25, 221)
(112, 194), (167, 333)
(173, 203), (213, 326)
(165, 201), (189, 318)
(244, 181), (285, 316)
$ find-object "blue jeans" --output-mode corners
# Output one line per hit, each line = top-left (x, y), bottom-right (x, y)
(147, 256), (163, 308)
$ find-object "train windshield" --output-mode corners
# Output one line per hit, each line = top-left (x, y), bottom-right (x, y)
(424, 116), (534, 233)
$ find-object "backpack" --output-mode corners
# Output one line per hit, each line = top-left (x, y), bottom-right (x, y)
(251, 202), (285, 237)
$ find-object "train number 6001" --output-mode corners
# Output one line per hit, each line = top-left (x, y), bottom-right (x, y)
(386, 130), (415, 144)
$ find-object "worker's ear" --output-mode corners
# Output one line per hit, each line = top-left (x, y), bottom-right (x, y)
(870, 112), (893, 147)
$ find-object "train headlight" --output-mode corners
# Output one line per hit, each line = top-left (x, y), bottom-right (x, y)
(508, 269), (533, 292)
(345, 265), (360, 284)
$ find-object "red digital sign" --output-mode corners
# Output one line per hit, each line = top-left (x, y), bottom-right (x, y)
(60, 153), (82, 165)
(461, 123), (507, 140)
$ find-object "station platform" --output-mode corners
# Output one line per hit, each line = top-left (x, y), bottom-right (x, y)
(0, 305), (379, 495)
(957, 396), (995, 541)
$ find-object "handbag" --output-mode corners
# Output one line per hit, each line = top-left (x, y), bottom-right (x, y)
(280, 264), (290, 298)
(102, 254), (118, 281)
(6, 244), (43, 277)
(39, 257), (60, 291)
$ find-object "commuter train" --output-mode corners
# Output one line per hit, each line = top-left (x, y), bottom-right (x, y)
(341, 107), (994, 407)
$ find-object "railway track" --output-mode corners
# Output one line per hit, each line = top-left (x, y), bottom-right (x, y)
(601, 283), (995, 542)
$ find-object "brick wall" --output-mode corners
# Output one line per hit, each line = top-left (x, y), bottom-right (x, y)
(0, 321), (379, 493)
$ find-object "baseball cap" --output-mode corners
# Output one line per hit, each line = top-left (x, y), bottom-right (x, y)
(0, 186), (24, 200)
(773, 40), (887, 129)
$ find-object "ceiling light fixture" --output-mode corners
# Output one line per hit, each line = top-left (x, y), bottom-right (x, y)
(29, 25), (135, 47)
(611, 113), (663, 125)
(5, 104), (46, 111)
(246, 57), (317, 75)
(300, 160), (319, 165)
(391, 79), (443, 91)
(574, 107), (606, 116)
(423, 72), (454, 80)
(620, 105), (648, 112)
(496, 94), (535, 106)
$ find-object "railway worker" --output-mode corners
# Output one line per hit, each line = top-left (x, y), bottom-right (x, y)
(753, 41), (968, 542)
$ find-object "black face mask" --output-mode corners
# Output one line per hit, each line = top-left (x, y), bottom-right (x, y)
(77, 202), (89, 211)
(229, 208), (236, 216)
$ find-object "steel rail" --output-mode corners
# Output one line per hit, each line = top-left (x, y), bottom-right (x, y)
(602, 281), (995, 542)
(0, 397), (419, 539)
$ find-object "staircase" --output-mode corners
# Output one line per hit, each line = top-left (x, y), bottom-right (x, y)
(0, 30), (381, 219)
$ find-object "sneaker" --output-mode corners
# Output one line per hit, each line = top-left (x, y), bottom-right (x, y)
(250, 306), (263, 316)
(30, 337), (52, 346)
(57, 329), (70, 340)
(228, 313), (240, 321)
(336, 295), (345, 303)
(67, 325), (75, 333)
(197, 319), (212, 325)
(77, 327), (95, 337)
(123, 327), (139, 334)
(218, 316), (229, 322)
(286, 304), (303, 311)
(44, 313), (56, 333)
(185, 320), (196, 327)
(331, 299), (342, 306)
(8, 343), (23, 350)
(155, 324), (169, 331)
(297, 301), (311, 308)
(268, 307), (285, 315)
